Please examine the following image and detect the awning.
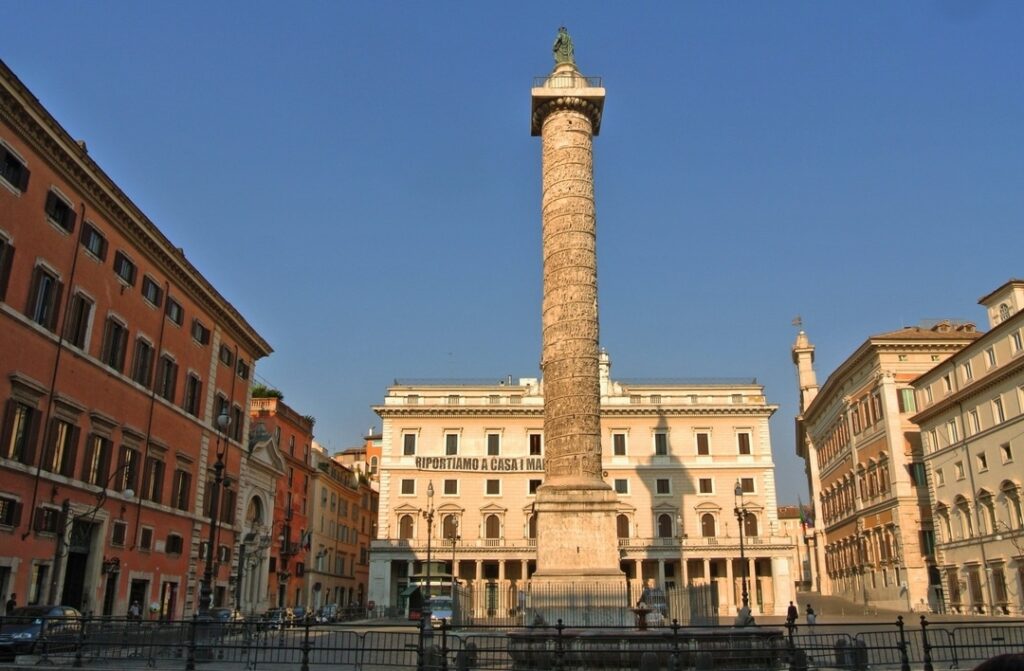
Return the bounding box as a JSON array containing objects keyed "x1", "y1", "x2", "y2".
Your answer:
[{"x1": 400, "y1": 585, "x2": 420, "y2": 597}]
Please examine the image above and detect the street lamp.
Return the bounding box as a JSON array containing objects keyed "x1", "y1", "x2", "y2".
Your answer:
[
  {"x1": 449, "y1": 517, "x2": 460, "y2": 598},
  {"x1": 421, "y1": 481, "x2": 435, "y2": 622},
  {"x1": 733, "y1": 480, "x2": 749, "y2": 610},
  {"x1": 199, "y1": 411, "x2": 231, "y2": 614}
]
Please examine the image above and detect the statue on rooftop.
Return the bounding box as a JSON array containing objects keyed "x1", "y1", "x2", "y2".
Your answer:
[{"x1": 552, "y1": 26, "x2": 575, "y2": 65}]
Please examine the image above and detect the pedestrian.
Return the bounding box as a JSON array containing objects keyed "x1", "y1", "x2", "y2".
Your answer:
[
  {"x1": 128, "y1": 600, "x2": 141, "y2": 621},
  {"x1": 805, "y1": 603, "x2": 816, "y2": 627},
  {"x1": 786, "y1": 601, "x2": 799, "y2": 626},
  {"x1": 4, "y1": 593, "x2": 15, "y2": 614}
]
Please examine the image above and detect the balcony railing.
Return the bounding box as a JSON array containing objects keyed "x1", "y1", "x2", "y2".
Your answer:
[{"x1": 373, "y1": 535, "x2": 794, "y2": 552}]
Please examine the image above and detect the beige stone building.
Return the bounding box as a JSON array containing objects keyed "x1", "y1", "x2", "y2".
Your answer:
[
  {"x1": 369, "y1": 352, "x2": 797, "y2": 616},
  {"x1": 911, "y1": 279, "x2": 1024, "y2": 615},
  {"x1": 793, "y1": 324, "x2": 981, "y2": 612}
]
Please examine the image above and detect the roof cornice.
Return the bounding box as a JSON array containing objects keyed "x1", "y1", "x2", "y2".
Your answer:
[
  {"x1": 374, "y1": 405, "x2": 777, "y2": 419},
  {"x1": 911, "y1": 353, "x2": 1024, "y2": 425}
]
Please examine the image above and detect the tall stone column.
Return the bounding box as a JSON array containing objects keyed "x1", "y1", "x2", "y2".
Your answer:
[{"x1": 530, "y1": 31, "x2": 623, "y2": 590}]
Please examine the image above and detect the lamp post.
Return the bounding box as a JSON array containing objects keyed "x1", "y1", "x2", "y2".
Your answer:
[
  {"x1": 450, "y1": 517, "x2": 460, "y2": 598},
  {"x1": 421, "y1": 481, "x2": 435, "y2": 623},
  {"x1": 199, "y1": 412, "x2": 231, "y2": 614},
  {"x1": 733, "y1": 480, "x2": 749, "y2": 610}
]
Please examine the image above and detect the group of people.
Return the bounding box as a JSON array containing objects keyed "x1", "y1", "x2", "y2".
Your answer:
[{"x1": 786, "y1": 601, "x2": 816, "y2": 628}]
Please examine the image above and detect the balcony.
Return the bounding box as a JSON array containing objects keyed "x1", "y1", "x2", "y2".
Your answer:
[{"x1": 372, "y1": 535, "x2": 795, "y2": 554}]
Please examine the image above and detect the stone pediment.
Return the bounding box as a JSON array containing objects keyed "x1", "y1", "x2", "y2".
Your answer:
[
  {"x1": 651, "y1": 502, "x2": 677, "y2": 512},
  {"x1": 480, "y1": 502, "x2": 507, "y2": 514},
  {"x1": 247, "y1": 435, "x2": 286, "y2": 476},
  {"x1": 437, "y1": 503, "x2": 464, "y2": 513},
  {"x1": 694, "y1": 501, "x2": 721, "y2": 511},
  {"x1": 393, "y1": 503, "x2": 421, "y2": 515}
]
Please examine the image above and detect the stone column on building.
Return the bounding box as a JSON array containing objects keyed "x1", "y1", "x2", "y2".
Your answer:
[
  {"x1": 725, "y1": 558, "x2": 734, "y2": 610},
  {"x1": 657, "y1": 559, "x2": 666, "y2": 589},
  {"x1": 680, "y1": 558, "x2": 689, "y2": 587},
  {"x1": 530, "y1": 29, "x2": 622, "y2": 594}
]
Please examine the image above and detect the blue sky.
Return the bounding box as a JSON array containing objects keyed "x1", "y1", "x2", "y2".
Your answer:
[{"x1": 3, "y1": 2, "x2": 1021, "y2": 502}]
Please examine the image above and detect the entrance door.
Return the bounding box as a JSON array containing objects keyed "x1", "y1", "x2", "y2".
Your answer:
[
  {"x1": 102, "y1": 572, "x2": 118, "y2": 616},
  {"x1": 160, "y1": 582, "x2": 177, "y2": 620},
  {"x1": 129, "y1": 579, "x2": 149, "y2": 617},
  {"x1": 61, "y1": 551, "x2": 88, "y2": 610}
]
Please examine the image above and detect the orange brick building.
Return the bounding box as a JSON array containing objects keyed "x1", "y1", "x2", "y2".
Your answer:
[
  {"x1": 249, "y1": 395, "x2": 314, "y2": 609},
  {"x1": 0, "y1": 60, "x2": 271, "y2": 617}
]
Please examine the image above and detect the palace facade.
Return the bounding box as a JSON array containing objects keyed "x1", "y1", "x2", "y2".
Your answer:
[{"x1": 369, "y1": 352, "x2": 797, "y2": 616}]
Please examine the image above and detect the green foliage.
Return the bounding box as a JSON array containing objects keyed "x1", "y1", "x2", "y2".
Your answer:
[{"x1": 251, "y1": 384, "x2": 283, "y2": 399}]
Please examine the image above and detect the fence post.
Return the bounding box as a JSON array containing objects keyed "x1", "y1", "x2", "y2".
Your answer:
[
  {"x1": 440, "y1": 618, "x2": 449, "y2": 671},
  {"x1": 670, "y1": 619, "x2": 681, "y2": 671},
  {"x1": 920, "y1": 615, "x2": 933, "y2": 671},
  {"x1": 185, "y1": 612, "x2": 197, "y2": 671},
  {"x1": 896, "y1": 616, "x2": 910, "y2": 671},
  {"x1": 300, "y1": 616, "x2": 312, "y2": 671},
  {"x1": 73, "y1": 613, "x2": 88, "y2": 668},
  {"x1": 554, "y1": 618, "x2": 565, "y2": 671},
  {"x1": 416, "y1": 615, "x2": 427, "y2": 671}
]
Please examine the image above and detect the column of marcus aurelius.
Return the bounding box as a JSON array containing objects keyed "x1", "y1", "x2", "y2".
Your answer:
[{"x1": 529, "y1": 29, "x2": 624, "y2": 599}]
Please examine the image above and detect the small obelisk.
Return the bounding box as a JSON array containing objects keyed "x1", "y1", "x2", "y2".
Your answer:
[{"x1": 530, "y1": 27, "x2": 623, "y2": 591}]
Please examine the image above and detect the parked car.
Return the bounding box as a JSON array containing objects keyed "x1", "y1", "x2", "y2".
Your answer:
[
  {"x1": 427, "y1": 596, "x2": 454, "y2": 629},
  {"x1": 209, "y1": 607, "x2": 245, "y2": 623},
  {"x1": 0, "y1": 606, "x2": 81, "y2": 658},
  {"x1": 260, "y1": 608, "x2": 292, "y2": 630},
  {"x1": 316, "y1": 604, "x2": 338, "y2": 623},
  {"x1": 291, "y1": 605, "x2": 308, "y2": 625}
]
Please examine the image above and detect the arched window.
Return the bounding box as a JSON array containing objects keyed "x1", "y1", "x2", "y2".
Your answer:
[
  {"x1": 955, "y1": 497, "x2": 973, "y2": 538},
  {"x1": 370, "y1": 456, "x2": 378, "y2": 474},
  {"x1": 528, "y1": 514, "x2": 537, "y2": 539},
  {"x1": 935, "y1": 505, "x2": 952, "y2": 543},
  {"x1": 485, "y1": 514, "x2": 501, "y2": 539},
  {"x1": 616, "y1": 514, "x2": 630, "y2": 539},
  {"x1": 978, "y1": 491, "x2": 996, "y2": 535},
  {"x1": 999, "y1": 303, "x2": 1011, "y2": 322},
  {"x1": 1002, "y1": 481, "x2": 1023, "y2": 529},
  {"x1": 245, "y1": 497, "x2": 264, "y2": 528},
  {"x1": 657, "y1": 514, "x2": 673, "y2": 538},
  {"x1": 743, "y1": 512, "x2": 759, "y2": 537},
  {"x1": 701, "y1": 513, "x2": 716, "y2": 538},
  {"x1": 442, "y1": 514, "x2": 459, "y2": 540},
  {"x1": 398, "y1": 514, "x2": 413, "y2": 540}
]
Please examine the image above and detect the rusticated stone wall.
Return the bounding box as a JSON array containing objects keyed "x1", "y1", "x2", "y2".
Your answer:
[{"x1": 539, "y1": 105, "x2": 605, "y2": 489}]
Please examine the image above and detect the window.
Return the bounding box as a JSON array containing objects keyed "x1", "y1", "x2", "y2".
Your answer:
[
  {"x1": 400, "y1": 479, "x2": 415, "y2": 495},
  {"x1": 191, "y1": 319, "x2": 210, "y2": 345},
  {"x1": 962, "y1": 361, "x2": 973, "y2": 382},
  {"x1": 528, "y1": 479, "x2": 541, "y2": 495},
  {"x1": 899, "y1": 389, "x2": 917, "y2": 414},
  {"x1": 687, "y1": 431, "x2": 708, "y2": 456},
  {"x1": 954, "y1": 461, "x2": 965, "y2": 480},
  {"x1": 34, "y1": 506, "x2": 60, "y2": 533},
  {"x1": 1001, "y1": 443, "x2": 1013, "y2": 463},
  {"x1": 402, "y1": 433, "x2": 416, "y2": 455},
  {"x1": 110, "y1": 520, "x2": 126, "y2": 546},
  {"x1": 44, "y1": 418, "x2": 78, "y2": 477},
  {"x1": 443, "y1": 479, "x2": 458, "y2": 495},
  {"x1": 63, "y1": 292, "x2": 93, "y2": 349},
  {"x1": 165, "y1": 298, "x2": 183, "y2": 326},
  {"x1": 165, "y1": 534, "x2": 184, "y2": 555},
  {"x1": 117, "y1": 446, "x2": 140, "y2": 493},
  {"x1": 236, "y1": 359, "x2": 249, "y2": 380},
  {"x1": 968, "y1": 409, "x2": 980, "y2": 435},
  {"x1": 614, "y1": 479, "x2": 628, "y2": 494},
  {"x1": 44, "y1": 190, "x2": 76, "y2": 232},
  {"x1": 935, "y1": 468, "x2": 945, "y2": 486},
  {"x1": 1013, "y1": 331, "x2": 1023, "y2": 354},
  {"x1": 406, "y1": 394, "x2": 419, "y2": 405},
  {"x1": 657, "y1": 514, "x2": 673, "y2": 538},
  {"x1": 487, "y1": 432, "x2": 500, "y2": 456},
  {"x1": 655, "y1": 478, "x2": 670, "y2": 495},
  {"x1": 101, "y1": 317, "x2": 128, "y2": 372},
  {"x1": 651, "y1": 394, "x2": 662, "y2": 404},
  {"x1": 739, "y1": 477, "x2": 755, "y2": 493},
  {"x1": 230, "y1": 405, "x2": 243, "y2": 441},
  {"x1": 976, "y1": 452, "x2": 988, "y2": 472},
  {"x1": 698, "y1": 478, "x2": 713, "y2": 494},
  {"x1": 993, "y1": 397, "x2": 1006, "y2": 424},
  {"x1": 630, "y1": 395, "x2": 641, "y2": 404},
  {"x1": 654, "y1": 432, "x2": 668, "y2": 456},
  {"x1": 139, "y1": 527, "x2": 153, "y2": 550},
  {"x1": 447, "y1": 394, "x2": 460, "y2": 405},
  {"x1": 172, "y1": 469, "x2": 191, "y2": 511},
  {"x1": 113, "y1": 251, "x2": 137, "y2": 286},
  {"x1": 142, "y1": 456, "x2": 164, "y2": 503},
  {"x1": 26, "y1": 265, "x2": 62, "y2": 330},
  {"x1": 219, "y1": 345, "x2": 234, "y2": 366},
  {"x1": 737, "y1": 432, "x2": 751, "y2": 455},
  {"x1": 529, "y1": 433, "x2": 543, "y2": 456},
  {"x1": 986, "y1": 347, "x2": 997, "y2": 368},
  {"x1": 0, "y1": 496, "x2": 21, "y2": 527},
  {"x1": 946, "y1": 420, "x2": 959, "y2": 445},
  {"x1": 155, "y1": 354, "x2": 178, "y2": 402},
  {"x1": 700, "y1": 513, "x2": 716, "y2": 538},
  {"x1": 612, "y1": 432, "x2": 626, "y2": 456},
  {"x1": 942, "y1": 374, "x2": 952, "y2": 393},
  {"x1": 183, "y1": 374, "x2": 202, "y2": 416},
  {"x1": 485, "y1": 479, "x2": 501, "y2": 496},
  {"x1": 0, "y1": 142, "x2": 30, "y2": 191},
  {"x1": 81, "y1": 434, "x2": 111, "y2": 486},
  {"x1": 138, "y1": 277, "x2": 163, "y2": 308},
  {"x1": 131, "y1": 338, "x2": 154, "y2": 386},
  {"x1": 909, "y1": 462, "x2": 927, "y2": 487},
  {"x1": 445, "y1": 433, "x2": 459, "y2": 456},
  {"x1": 0, "y1": 235, "x2": 13, "y2": 301},
  {"x1": 922, "y1": 386, "x2": 933, "y2": 405},
  {"x1": 78, "y1": 222, "x2": 108, "y2": 259},
  {"x1": 3, "y1": 400, "x2": 39, "y2": 464}
]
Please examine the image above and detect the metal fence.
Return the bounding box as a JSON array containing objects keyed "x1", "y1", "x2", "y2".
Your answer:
[{"x1": 6, "y1": 613, "x2": 1023, "y2": 670}]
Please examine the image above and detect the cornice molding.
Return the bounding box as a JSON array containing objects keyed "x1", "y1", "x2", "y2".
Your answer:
[{"x1": 374, "y1": 405, "x2": 777, "y2": 419}]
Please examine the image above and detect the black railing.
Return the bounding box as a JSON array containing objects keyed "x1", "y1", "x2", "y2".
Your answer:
[{"x1": 6, "y1": 613, "x2": 1023, "y2": 670}]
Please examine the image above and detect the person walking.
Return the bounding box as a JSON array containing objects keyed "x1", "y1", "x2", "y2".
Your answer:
[
  {"x1": 4, "y1": 593, "x2": 15, "y2": 615},
  {"x1": 787, "y1": 601, "x2": 799, "y2": 626},
  {"x1": 805, "y1": 603, "x2": 816, "y2": 627},
  {"x1": 128, "y1": 600, "x2": 141, "y2": 621}
]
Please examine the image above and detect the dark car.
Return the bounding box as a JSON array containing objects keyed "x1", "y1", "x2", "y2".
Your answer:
[
  {"x1": 209, "y1": 608, "x2": 244, "y2": 623},
  {"x1": 0, "y1": 606, "x2": 81, "y2": 658},
  {"x1": 260, "y1": 608, "x2": 292, "y2": 630},
  {"x1": 290, "y1": 605, "x2": 308, "y2": 625}
]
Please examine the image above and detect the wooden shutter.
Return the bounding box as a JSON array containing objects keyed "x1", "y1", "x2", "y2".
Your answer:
[
  {"x1": 24, "y1": 266, "x2": 41, "y2": 318},
  {"x1": 49, "y1": 279, "x2": 64, "y2": 331},
  {"x1": 41, "y1": 418, "x2": 58, "y2": 472},
  {"x1": 0, "y1": 400, "x2": 15, "y2": 458},
  {"x1": 44, "y1": 191, "x2": 58, "y2": 220},
  {"x1": 11, "y1": 501, "x2": 22, "y2": 527},
  {"x1": 17, "y1": 164, "x2": 29, "y2": 191},
  {"x1": 97, "y1": 439, "x2": 111, "y2": 485},
  {"x1": 61, "y1": 426, "x2": 80, "y2": 478},
  {"x1": 80, "y1": 434, "x2": 95, "y2": 482},
  {"x1": 21, "y1": 408, "x2": 40, "y2": 467},
  {"x1": 0, "y1": 240, "x2": 13, "y2": 300},
  {"x1": 64, "y1": 206, "x2": 77, "y2": 233}
]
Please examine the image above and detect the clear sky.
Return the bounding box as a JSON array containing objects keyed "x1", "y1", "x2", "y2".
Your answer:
[{"x1": 3, "y1": 2, "x2": 1021, "y2": 503}]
